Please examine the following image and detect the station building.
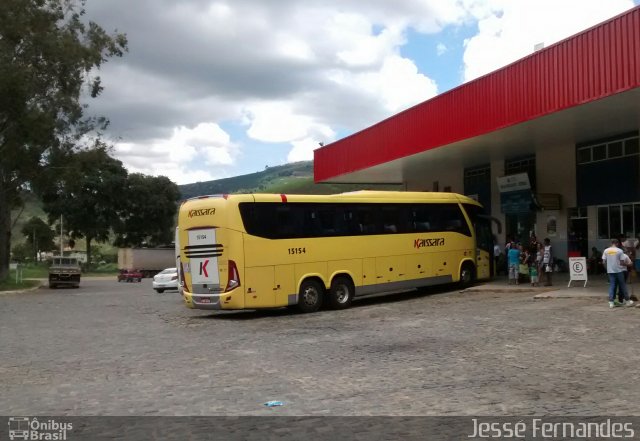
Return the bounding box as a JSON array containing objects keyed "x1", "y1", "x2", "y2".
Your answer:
[{"x1": 314, "y1": 6, "x2": 640, "y2": 263}]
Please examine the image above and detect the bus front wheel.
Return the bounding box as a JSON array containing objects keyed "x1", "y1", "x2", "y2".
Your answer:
[
  {"x1": 459, "y1": 262, "x2": 476, "y2": 288},
  {"x1": 297, "y1": 279, "x2": 324, "y2": 313},
  {"x1": 328, "y1": 276, "x2": 354, "y2": 310}
]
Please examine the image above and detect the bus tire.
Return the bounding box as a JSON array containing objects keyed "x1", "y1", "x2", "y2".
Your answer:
[
  {"x1": 327, "y1": 276, "x2": 354, "y2": 310},
  {"x1": 459, "y1": 262, "x2": 476, "y2": 288},
  {"x1": 297, "y1": 279, "x2": 324, "y2": 313}
]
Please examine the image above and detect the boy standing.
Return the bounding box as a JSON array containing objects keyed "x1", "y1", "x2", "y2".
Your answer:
[{"x1": 529, "y1": 261, "x2": 539, "y2": 287}]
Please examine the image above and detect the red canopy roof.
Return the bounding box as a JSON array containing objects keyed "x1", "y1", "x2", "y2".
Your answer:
[{"x1": 315, "y1": 6, "x2": 640, "y2": 183}]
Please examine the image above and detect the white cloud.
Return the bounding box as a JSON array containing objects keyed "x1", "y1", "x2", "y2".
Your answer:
[
  {"x1": 331, "y1": 16, "x2": 405, "y2": 67},
  {"x1": 288, "y1": 132, "x2": 335, "y2": 163},
  {"x1": 244, "y1": 102, "x2": 316, "y2": 143},
  {"x1": 327, "y1": 54, "x2": 437, "y2": 114},
  {"x1": 112, "y1": 123, "x2": 236, "y2": 184},
  {"x1": 377, "y1": 56, "x2": 438, "y2": 112},
  {"x1": 84, "y1": 0, "x2": 465, "y2": 183},
  {"x1": 462, "y1": 0, "x2": 636, "y2": 81},
  {"x1": 243, "y1": 101, "x2": 336, "y2": 162},
  {"x1": 83, "y1": 0, "x2": 637, "y2": 185}
]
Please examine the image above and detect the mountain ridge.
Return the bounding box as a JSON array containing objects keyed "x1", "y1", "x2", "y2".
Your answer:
[{"x1": 179, "y1": 160, "x2": 402, "y2": 198}]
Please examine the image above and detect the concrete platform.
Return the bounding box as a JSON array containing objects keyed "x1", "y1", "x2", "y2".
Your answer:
[{"x1": 466, "y1": 273, "x2": 640, "y2": 301}]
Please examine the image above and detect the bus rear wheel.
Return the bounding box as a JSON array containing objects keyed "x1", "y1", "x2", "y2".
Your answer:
[
  {"x1": 297, "y1": 279, "x2": 324, "y2": 313},
  {"x1": 327, "y1": 276, "x2": 354, "y2": 310},
  {"x1": 459, "y1": 262, "x2": 476, "y2": 288}
]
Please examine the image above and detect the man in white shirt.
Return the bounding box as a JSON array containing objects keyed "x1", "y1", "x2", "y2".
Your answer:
[{"x1": 602, "y1": 239, "x2": 634, "y2": 308}]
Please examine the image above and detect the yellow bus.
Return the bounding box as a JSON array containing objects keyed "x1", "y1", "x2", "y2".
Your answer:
[{"x1": 176, "y1": 191, "x2": 494, "y2": 313}]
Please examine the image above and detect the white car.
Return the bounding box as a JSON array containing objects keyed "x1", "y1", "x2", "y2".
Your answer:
[{"x1": 153, "y1": 268, "x2": 178, "y2": 293}]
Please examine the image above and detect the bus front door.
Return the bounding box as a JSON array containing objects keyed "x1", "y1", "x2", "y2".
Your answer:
[{"x1": 475, "y1": 218, "x2": 493, "y2": 280}]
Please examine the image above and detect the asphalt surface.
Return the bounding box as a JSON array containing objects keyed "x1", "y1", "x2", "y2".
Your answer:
[{"x1": 1, "y1": 278, "x2": 639, "y2": 416}]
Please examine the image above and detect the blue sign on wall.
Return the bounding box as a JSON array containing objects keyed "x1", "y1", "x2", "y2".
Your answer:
[{"x1": 500, "y1": 189, "x2": 534, "y2": 214}]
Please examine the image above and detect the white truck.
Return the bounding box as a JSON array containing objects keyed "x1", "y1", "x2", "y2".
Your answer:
[{"x1": 117, "y1": 247, "x2": 176, "y2": 278}]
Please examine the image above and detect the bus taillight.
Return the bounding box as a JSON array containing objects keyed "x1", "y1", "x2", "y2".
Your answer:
[{"x1": 225, "y1": 260, "x2": 240, "y2": 292}]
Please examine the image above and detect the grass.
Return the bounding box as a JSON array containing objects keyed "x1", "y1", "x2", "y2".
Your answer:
[
  {"x1": 0, "y1": 276, "x2": 40, "y2": 292},
  {"x1": 7, "y1": 262, "x2": 119, "y2": 280},
  {"x1": 0, "y1": 262, "x2": 118, "y2": 292},
  {"x1": 84, "y1": 263, "x2": 119, "y2": 277},
  {"x1": 15, "y1": 263, "x2": 49, "y2": 278}
]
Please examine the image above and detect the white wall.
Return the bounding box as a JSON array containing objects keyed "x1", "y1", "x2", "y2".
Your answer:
[
  {"x1": 405, "y1": 166, "x2": 463, "y2": 193},
  {"x1": 534, "y1": 141, "x2": 576, "y2": 260},
  {"x1": 490, "y1": 158, "x2": 506, "y2": 244}
]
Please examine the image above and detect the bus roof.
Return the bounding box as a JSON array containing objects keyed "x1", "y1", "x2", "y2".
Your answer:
[{"x1": 182, "y1": 191, "x2": 481, "y2": 207}]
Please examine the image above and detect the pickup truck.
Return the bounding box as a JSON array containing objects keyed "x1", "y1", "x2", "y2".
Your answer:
[
  {"x1": 117, "y1": 269, "x2": 143, "y2": 283},
  {"x1": 49, "y1": 256, "x2": 81, "y2": 288}
]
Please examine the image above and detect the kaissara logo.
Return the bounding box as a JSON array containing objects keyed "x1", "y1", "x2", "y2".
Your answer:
[
  {"x1": 414, "y1": 238, "x2": 445, "y2": 249},
  {"x1": 188, "y1": 208, "x2": 215, "y2": 218}
]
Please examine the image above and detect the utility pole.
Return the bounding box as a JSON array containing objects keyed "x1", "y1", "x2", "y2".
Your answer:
[{"x1": 60, "y1": 215, "x2": 63, "y2": 256}]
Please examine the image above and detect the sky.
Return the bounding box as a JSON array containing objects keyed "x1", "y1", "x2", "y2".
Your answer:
[{"x1": 82, "y1": 0, "x2": 639, "y2": 185}]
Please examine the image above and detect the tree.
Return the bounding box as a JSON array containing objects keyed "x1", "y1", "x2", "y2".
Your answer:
[
  {"x1": 0, "y1": 0, "x2": 127, "y2": 279},
  {"x1": 114, "y1": 174, "x2": 181, "y2": 247},
  {"x1": 11, "y1": 242, "x2": 31, "y2": 262},
  {"x1": 41, "y1": 146, "x2": 129, "y2": 267},
  {"x1": 21, "y1": 216, "x2": 55, "y2": 261}
]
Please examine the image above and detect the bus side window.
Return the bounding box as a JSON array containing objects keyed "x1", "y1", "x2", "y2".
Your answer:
[
  {"x1": 381, "y1": 204, "x2": 411, "y2": 233},
  {"x1": 344, "y1": 209, "x2": 361, "y2": 235},
  {"x1": 438, "y1": 205, "x2": 471, "y2": 236},
  {"x1": 275, "y1": 205, "x2": 308, "y2": 239},
  {"x1": 329, "y1": 204, "x2": 348, "y2": 236},
  {"x1": 302, "y1": 207, "x2": 319, "y2": 237},
  {"x1": 411, "y1": 205, "x2": 434, "y2": 233},
  {"x1": 359, "y1": 207, "x2": 382, "y2": 235}
]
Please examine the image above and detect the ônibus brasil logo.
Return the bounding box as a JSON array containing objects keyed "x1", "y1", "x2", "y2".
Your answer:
[
  {"x1": 188, "y1": 208, "x2": 215, "y2": 218},
  {"x1": 414, "y1": 238, "x2": 445, "y2": 249},
  {"x1": 8, "y1": 417, "x2": 73, "y2": 440}
]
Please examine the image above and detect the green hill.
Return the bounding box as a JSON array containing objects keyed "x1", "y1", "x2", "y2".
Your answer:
[
  {"x1": 10, "y1": 193, "x2": 48, "y2": 249},
  {"x1": 9, "y1": 194, "x2": 113, "y2": 261},
  {"x1": 9, "y1": 161, "x2": 401, "y2": 250},
  {"x1": 179, "y1": 161, "x2": 402, "y2": 198}
]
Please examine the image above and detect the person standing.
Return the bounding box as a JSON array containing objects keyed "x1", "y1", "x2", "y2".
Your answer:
[
  {"x1": 529, "y1": 234, "x2": 540, "y2": 256},
  {"x1": 622, "y1": 236, "x2": 639, "y2": 278},
  {"x1": 541, "y1": 238, "x2": 553, "y2": 286},
  {"x1": 615, "y1": 238, "x2": 630, "y2": 304},
  {"x1": 602, "y1": 239, "x2": 634, "y2": 308},
  {"x1": 521, "y1": 247, "x2": 532, "y2": 285},
  {"x1": 504, "y1": 235, "x2": 514, "y2": 275},
  {"x1": 529, "y1": 259, "x2": 539, "y2": 287},
  {"x1": 507, "y1": 243, "x2": 521, "y2": 285},
  {"x1": 536, "y1": 243, "x2": 544, "y2": 278},
  {"x1": 493, "y1": 240, "x2": 502, "y2": 276}
]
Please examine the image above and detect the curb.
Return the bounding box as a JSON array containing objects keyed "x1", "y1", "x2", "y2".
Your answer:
[
  {"x1": 0, "y1": 280, "x2": 43, "y2": 295},
  {"x1": 533, "y1": 291, "x2": 603, "y2": 299},
  {"x1": 461, "y1": 286, "x2": 555, "y2": 294}
]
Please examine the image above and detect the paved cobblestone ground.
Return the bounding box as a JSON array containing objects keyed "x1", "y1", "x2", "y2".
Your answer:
[{"x1": 1, "y1": 279, "x2": 639, "y2": 416}]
